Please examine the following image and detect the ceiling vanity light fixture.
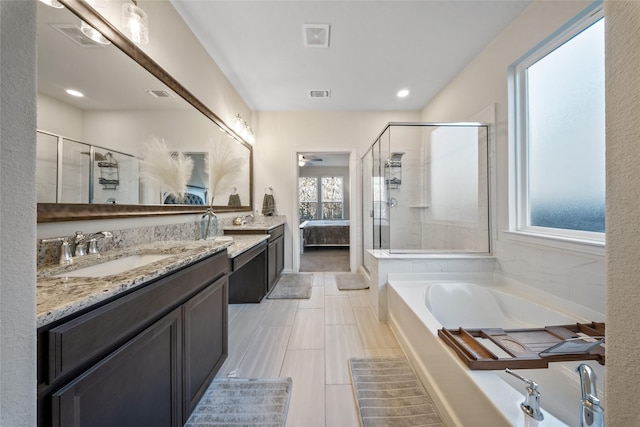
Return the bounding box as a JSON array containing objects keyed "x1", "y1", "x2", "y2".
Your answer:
[
  {"x1": 397, "y1": 89, "x2": 410, "y2": 98},
  {"x1": 38, "y1": 0, "x2": 65, "y2": 8},
  {"x1": 122, "y1": 0, "x2": 149, "y2": 45},
  {"x1": 234, "y1": 114, "x2": 255, "y2": 145},
  {"x1": 80, "y1": 20, "x2": 111, "y2": 45}
]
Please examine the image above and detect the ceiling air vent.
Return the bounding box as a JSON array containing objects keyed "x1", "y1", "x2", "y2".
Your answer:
[
  {"x1": 50, "y1": 23, "x2": 106, "y2": 48},
  {"x1": 303, "y1": 24, "x2": 330, "y2": 48},
  {"x1": 147, "y1": 90, "x2": 174, "y2": 98},
  {"x1": 309, "y1": 90, "x2": 331, "y2": 99}
]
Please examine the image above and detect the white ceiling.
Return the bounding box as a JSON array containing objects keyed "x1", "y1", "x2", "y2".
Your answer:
[
  {"x1": 37, "y1": 2, "x2": 189, "y2": 111},
  {"x1": 171, "y1": 0, "x2": 531, "y2": 112}
]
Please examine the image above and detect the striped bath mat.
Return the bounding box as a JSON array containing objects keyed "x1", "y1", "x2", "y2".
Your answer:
[
  {"x1": 349, "y1": 356, "x2": 444, "y2": 427},
  {"x1": 184, "y1": 377, "x2": 292, "y2": 426}
]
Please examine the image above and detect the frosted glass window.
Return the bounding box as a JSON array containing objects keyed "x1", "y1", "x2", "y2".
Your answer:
[{"x1": 526, "y1": 18, "x2": 605, "y2": 233}]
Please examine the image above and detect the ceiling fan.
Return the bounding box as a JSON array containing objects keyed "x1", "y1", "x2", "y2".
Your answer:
[{"x1": 298, "y1": 154, "x2": 323, "y2": 166}]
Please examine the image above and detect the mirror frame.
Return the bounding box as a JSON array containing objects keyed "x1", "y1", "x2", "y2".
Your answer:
[{"x1": 37, "y1": 0, "x2": 254, "y2": 223}]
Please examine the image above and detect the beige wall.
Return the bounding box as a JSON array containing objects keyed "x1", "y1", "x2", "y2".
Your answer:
[
  {"x1": 604, "y1": 1, "x2": 640, "y2": 425},
  {"x1": 0, "y1": 1, "x2": 37, "y2": 425},
  {"x1": 255, "y1": 110, "x2": 420, "y2": 271},
  {"x1": 421, "y1": 0, "x2": 606, "y2": 314}
]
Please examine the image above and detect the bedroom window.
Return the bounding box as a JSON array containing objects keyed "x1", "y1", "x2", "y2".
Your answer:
[
  {"x1": 321, "y1": 176, "x2": 344, "y2": 219},
  {"x1": 512, "y1": 8, "x2": 605, "y2": 243},
  {"x1": 299, "y1": 176, "x2": 344, "y2": 220},
  {"x1": 299, "y1": 177, "x2": 318, "y2": 220}
]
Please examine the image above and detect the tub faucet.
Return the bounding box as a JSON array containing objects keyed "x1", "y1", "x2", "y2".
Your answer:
[
  {"x1": 505, "y1": 368, "x2": 544, "y2": 421},
  {"x1": 577, "y1": 364, "x2": 604, "y2": 427}
]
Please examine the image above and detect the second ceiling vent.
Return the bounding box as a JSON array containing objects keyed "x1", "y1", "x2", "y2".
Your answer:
[{"x1": 309, "y1": 90, "x2": 331, "y2": 99}]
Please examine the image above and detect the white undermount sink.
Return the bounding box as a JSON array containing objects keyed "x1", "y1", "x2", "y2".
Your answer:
[{"x1": 55, "y1": 254, "x2": 172, "y2": 278}]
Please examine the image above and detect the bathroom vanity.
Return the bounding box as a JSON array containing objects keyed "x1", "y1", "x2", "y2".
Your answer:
[
  {"x1": 224, "y1": 219, "x2": 285, "y2": 302},
  {"x1": 36, "y1": 241, "x2": 231, "y2": 427}
]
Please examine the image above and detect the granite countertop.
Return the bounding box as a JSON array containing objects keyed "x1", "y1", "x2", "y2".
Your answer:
[
  {"x1": 222, "y1": 215, "x2": 286, "y2": 232},
  {"x1": 224, "y1": 234, "x2": 270, "y2": 257}
]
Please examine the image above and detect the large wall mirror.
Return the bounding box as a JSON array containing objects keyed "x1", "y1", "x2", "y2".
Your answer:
[{"x1": 37, "y1": 0, "x2": 253, "y2": 222}]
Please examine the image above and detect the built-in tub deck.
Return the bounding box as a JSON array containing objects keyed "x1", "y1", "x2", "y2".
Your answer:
[{"x1": 387, "y1": 272, "x2": 606, "y2": 427}]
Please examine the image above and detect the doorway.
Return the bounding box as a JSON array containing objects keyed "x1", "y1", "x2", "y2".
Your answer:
[{"x1": 294, "y1": 151, "x2": 354, "y2": 273}]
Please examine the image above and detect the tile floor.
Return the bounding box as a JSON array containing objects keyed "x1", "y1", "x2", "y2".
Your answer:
[{"x1": 214, "y1": 272, "x2": 405, "y2": 427}]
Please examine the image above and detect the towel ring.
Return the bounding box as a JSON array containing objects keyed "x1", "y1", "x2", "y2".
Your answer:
[{"x1": 265, "y1": 186, "x2": 273, "y2": 195}]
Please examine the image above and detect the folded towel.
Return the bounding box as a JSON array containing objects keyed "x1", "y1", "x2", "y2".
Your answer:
[
  {"x1": 262, "y1": 194, "x2": 275, "y2": 216},
  {"x1": 228, "y1": 194, "x2": 241, "y2": 207}
]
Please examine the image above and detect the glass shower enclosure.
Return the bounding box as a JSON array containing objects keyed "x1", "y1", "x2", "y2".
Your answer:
[{"x1": 362, "y1": 123, "x2": 490, "y2": 270}]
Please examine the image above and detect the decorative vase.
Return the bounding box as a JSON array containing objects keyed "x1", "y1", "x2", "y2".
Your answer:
[{"x1": 201, "y1": 208, "x2": 218, "y2": 240}]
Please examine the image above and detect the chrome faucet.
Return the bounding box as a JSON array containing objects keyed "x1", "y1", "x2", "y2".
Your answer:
[
  {"x1": 505, "y1": 368, "x2": 544, "y2": 421},
  {"x1": 233, "y1": 214, "x2": 254, "y2": 226},
  {"x1": 577, "y1": 364, "x2": 604, "y2": 427},
  {"x1": 73, "y1": 231, "x2": 88, "y2": 257},
  {"x1": 40, "y1": 236, "x2": 73, "y2": 265},
  {"x1": 243, "y1": 214, "x2": 254, "y2": 224},
  {"x1": 87, "y1": 231, "x2": 113, "y2": 255}
]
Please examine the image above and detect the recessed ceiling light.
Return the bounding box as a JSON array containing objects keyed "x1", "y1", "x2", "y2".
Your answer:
[
  {"x1": 65, "y1": 89, "x2": 84, "y2": 97},
  {"x1": 397, "y1": 89, "x2": 410, "y2": 98}
]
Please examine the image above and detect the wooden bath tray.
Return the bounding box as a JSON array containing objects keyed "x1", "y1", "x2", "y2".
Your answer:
[{"x1": 438, "y1": 322, "x2": 605, "y2": 370}]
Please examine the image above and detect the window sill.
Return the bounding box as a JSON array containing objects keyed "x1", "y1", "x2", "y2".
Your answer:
[{"x1": 502, "y1": 230, "x2": 605, "y2": 256}]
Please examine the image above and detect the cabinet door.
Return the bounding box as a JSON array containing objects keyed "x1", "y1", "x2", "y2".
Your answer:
[
  {"x1": 182, "y1": 276, "x2": 228, "y2": 420},
  {"x1": 275, "y1": 236, "x2": 284, "y2": 277},
  {"x1": 267, "y1": 241, "x2": 277, "y2": 291},
  {"x1": 51, "y1": 308, "x2": 182, "y2": 427}
]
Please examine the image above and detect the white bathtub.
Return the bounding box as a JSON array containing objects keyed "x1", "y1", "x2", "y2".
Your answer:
[{"x1": 387, "y1": 273, "x2": 606, "y2": 427}]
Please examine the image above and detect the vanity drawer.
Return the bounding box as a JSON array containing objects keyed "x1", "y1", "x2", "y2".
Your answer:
[
  {"x1": 46, "y1": 251, "x2": 227, "y2": 384},
  {"x1": 268, "y1": 225, "x2": 284, "y2": 242},
  {"x1": 229, "y1": 240, "x2": 267, "y2": 272}
]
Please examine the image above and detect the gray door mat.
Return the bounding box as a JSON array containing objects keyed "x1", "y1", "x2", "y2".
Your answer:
[
  {"x1": 267, "y1": 273, "x2": 313, "y2": 299},
  {"x1": 336, "y1": 273, "x2": 369, "y2": 290}
]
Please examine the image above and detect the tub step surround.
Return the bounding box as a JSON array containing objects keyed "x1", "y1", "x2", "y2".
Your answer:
[{"x1": 365, "y1": 251, "x2": 496, "y2": 322}]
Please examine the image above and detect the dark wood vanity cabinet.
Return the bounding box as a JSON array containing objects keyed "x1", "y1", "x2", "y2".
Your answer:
[
  {"x1": 37, "y1": 251, "x2": 229, "y2": 427},
  {"x1": 225, "y1": 224, "x2": 285, "y2": 301},
  {"x1": 228, "y1": 240, "x2": 267, "y2": 303},
  {"x1": 266, "y1": 225, "x2": 285, "y2": 293}
]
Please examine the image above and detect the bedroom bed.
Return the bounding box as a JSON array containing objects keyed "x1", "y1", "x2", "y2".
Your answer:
[{"x1": 299, "y1": 220, "x2": 350, "y2": 252}]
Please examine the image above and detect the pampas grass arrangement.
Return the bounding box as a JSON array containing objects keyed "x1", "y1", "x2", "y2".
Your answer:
[
  {"x1": 140, "y1": 137, "x2": 194, "y2": 202},
  {"x1": 205, "y1": 138, "x2": 245, "y2": 204}
]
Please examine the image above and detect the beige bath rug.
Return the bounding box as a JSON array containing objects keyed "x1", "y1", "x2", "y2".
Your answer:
[
  {"x1": 336, "y1": 273, "x2": 369, "y2": 290},
  {"x1": 349, "y1": 355, "x2": 444, "y2": 427},
  {"x1": 267, "y1": 273, "x2": 313, "y2": 299},
  {"x1": 184, "y1": 377, "x2": 292, "y2": 426}
]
